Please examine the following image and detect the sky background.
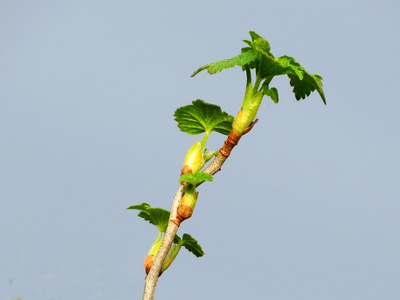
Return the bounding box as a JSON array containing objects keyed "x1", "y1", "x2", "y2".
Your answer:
[{"x1": 1, "y1": 0, "x2": 399, "y2": 299}]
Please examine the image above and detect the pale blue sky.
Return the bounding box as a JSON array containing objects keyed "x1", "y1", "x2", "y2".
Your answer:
[{"x1": 1, "y1": 1, "x2": 399, "y2": 299}]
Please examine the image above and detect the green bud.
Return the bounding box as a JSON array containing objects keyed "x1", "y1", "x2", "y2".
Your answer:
[
  {"x1": 242, "y1": 91, "x2": 264, "y2": 121},
  {"x1": 204, "y1": 150, "x2": 218, "y2": 163},
  {"x1": 144, "y1": 238, "x2": 163, "y2": 274},
  {"x1": 177, "y1": 184, "x2": 199, "y2": 221},
  {"x1": 232, "y1": 109, "x2": 250, "y2": 135},
  {"x1": 144, "y1": 238, "x2": 183, "y2": 275},
  {"x1": 233, "y1": 84, "x2": 264, "y2": 135},
  {"x1": 182, "y1": 141, "x2": 205, "y2": 174},
  {"x1": 161, "y1": 244, "x2": 181, "y2": 273}
]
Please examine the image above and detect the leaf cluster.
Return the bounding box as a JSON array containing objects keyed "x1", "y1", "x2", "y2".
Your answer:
[{"x1": 192, "y1": 31, "x2": 326, "y2": 104}]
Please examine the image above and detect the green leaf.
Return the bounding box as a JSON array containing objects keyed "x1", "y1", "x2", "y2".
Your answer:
[
  {"x1": 179, "y1": 172, "x2": 213, "y2": 185},
  {"x1": 191, "y1": 50, "x2": 259, "y2": 77},
  {"x1": 191, "y1": 31, "x2": 326, "y2": 104},
  {"x1": 256, "y1": 55, "x2": 326, "y2": 104},
  {"x1": 251, "y1": 37, "x2": 274, "y2": 61},
  {"x1": 127, "y1": 203, "x2": 170, "y2": 233},
  {"x1": 173, "y1": 234, "x2": 181, "y2": 244},
  {"x1": 174, "y1": 99, "x2": 234, "y2": 135},
  {"x1": 264, "y1": 87, "x2": 279, "y2": 104},
  {"x1": 249, "y1": 30, "x2": 262, "y2": 41},
  {"x1": 180, "y1": 233, "x2": 205, "y2": 257},
  {"x1": 288, "y1": 72, "x2": 326, "y2": 104}
]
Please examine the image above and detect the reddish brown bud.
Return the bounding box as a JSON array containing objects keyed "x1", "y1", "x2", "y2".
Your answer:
[
  {"x1": 177, "y1": 204, "x2": 194, "y2": 221},
  {"x1": 144, "y1": 254, "x2": 155, "y2": 274},
  {"x1": 180, "y1": 164, "x2": 193, "y2": 176},
  {"x1": 177, "y1": 187, "x2": 198, "y2": 222}
]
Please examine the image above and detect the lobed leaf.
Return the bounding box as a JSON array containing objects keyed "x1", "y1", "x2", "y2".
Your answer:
[
  {"x1": 174, "y1": 99, "x2": 233, "y2": 135},
  {"x1": 256, "y1": 55, "x2": 300, "y2": 80},
  {"x1": 191, "y1": 50, "x2": 259, "y2": 77},
  {"x1": 264, "y1": 87, "x2": 279, "y2": 103},
  {"x1": 127, "y1": 203, "x2": 170, "y2": 233},
  {"x1": 256, "y1": 55, "x2": 326, "y2": 104},
  {"x1": 251, "y1": 37, "x2": 273, "y2": 60},
  {"x1": 181, "y1": 233, "x2": 205, "y2": 257},
  {"x1": 288, "y1": 72, "x2": 326, "y2": 104}
]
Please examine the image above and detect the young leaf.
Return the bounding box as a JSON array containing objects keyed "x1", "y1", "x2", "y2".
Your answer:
[
  {"x1": 127, "y1": 203, "x2": 170, "y2": 233},
  {"x1": 179, "y1": 172, "x2": 213, "y2": 185},
  {"x1": 251, "y1": 37, "x2": 274, "y2": 61},
  {"x1": 128, "y1": 202, "x2": 151, "y2": 211},
  {"x1": 249, "y1": 30, "x2": 262, "y2": 41},
  {"x1": 191, "y1": 50, "x2": 259, "y2": 77},
  {"x1": 288, "y1": 72, "x2": 326, "y2": 104},
  {"x1": 264, "y1": 87, "x2": 279, "y2": 104},
  {"x1": 256, "y1": 55, "x2": 326, "y2": 104},
  {"x1": 174, "y1": 99, "x2": 233, "y2": 135},
  {"x1": 180, "y1": 233, "x2": 205, "y2": 257}
]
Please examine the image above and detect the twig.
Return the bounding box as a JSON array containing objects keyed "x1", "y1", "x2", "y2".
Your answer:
[
  {"x1": 142, "y1": 123, "x2": 257, "y2": 300},
  {"x1": 142, "y1": 184, "x2": 184, "y2": 300}
]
